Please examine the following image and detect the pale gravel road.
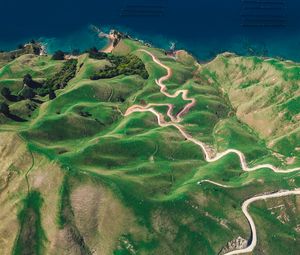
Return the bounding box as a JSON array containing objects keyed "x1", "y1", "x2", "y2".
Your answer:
[{"x1": 124, "y1": 49, "x2": 300, "y2": 254}]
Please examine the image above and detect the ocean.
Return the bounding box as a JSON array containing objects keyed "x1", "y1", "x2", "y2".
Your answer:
[{"x1": 1, "y1": 0, "x2": 300, "y2": 61}]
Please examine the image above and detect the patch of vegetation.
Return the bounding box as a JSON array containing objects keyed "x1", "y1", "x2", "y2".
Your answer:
[
  {"x1": 87, "y1": 47, "x2": 108, "y2": 60},
  {"x1": 239, "y1": 64, "x2": 247, "y2": 75},
  {"x1": 268, "y1": 59, "x2": 300, "y2": 81},
  {"x1": 21, "y1": 87, "x2": 36, "y2": 100},
  {"x1": 200, "y1": 68, "x2": 218, "y2": 82},
  {"x1": 221, "y1": 56, "x2": 229, "y2": 68},
  {"x1": 291, "y1": 83, "x2": 299, "y2": 92},
  {"x1": 0, "y1": 58, "x2": 77, "y2": 122},
  {"x1": 88, "y1": 48, "x2": 148, "y2": 80},
  {"x1": 286, "y1": 66, "x2": 300, "y2": 81},
  {"x1": 45, "y1": 59, "x2": 77, "y2": 90},
  {"x1": 0, "y1": 101, "x2": 9, "y2": 115},
  {"x1": 239, "y1": 79, "x2": 259, "y2": 89},
  {"x1": 57, "y1": 174, "x2": 92, "y2": 254},
  {"x1": 283, "y1": 96, "x2": 300, "y2": 115},
  {"x1": 251, "y1": 56, "x2": 263, "y2": 66},
  {"x1": 23, "y1": 74, "x2": 43, "y2": 89},
  {"x1": 52, "y1": 50, "x2": 65, "y2": 61},
  {"x1": 1, "y1": 61, "x2": 76, "y2": 101},
  {"x1": 13, "y1": 191, "x2": 46, "y2": 255},
  {"x1": 57, "y1": 175, "x2": 71, "y2": 228}
]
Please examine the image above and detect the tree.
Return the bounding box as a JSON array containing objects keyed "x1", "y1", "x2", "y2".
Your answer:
[
  {"x1": 49, "y1": 90, "x2": 56, "y2": 100},
  {"x1": 117, "y1": 96, "x2": 125, "y2": 103},
  {"x1": 35, "y1": 87, "x2": 49, "y2": 97},
  {"x1": 1, "y1": 87, "x2": 11, "y2": 98},
  {"x1": 87, "y1": 47, "x2": 107, "y2": 60},
  {"x1": 90, "y1": 75, "x2": 100, "y2": 80},
  {"x1": 52, "y1": 50, "x2": 65, "y2": 60},
  {"x1": 21, "y1": 87, "x2": 35, "y2": 100},
  {"x1": 0, "y1": 102, "x2": 9, "y2": 115},
  {"x1": 23, "y1": 74, "x2": 42, "y2": 89},
  {"x1": 23, "y1": 74, "x2": 33, "y2": 86}
]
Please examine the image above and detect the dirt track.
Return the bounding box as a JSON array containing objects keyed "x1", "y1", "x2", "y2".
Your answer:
[{"x1": 124, "y1": 49, "x2": 300, "y2": 254}]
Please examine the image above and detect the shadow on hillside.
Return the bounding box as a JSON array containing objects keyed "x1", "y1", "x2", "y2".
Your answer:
[
  {"x1": 31, "y1": 98, "x2": 43, "y2": 104},
  {"x1": 6, "y1": 113, "x2": 27, "y2": 122},
  {"x1": 28, "y1": 80, "x2": 43, "y2": 89},
  {"x1": 6, "y1": 95, "x2": 20, "y2": 102}
]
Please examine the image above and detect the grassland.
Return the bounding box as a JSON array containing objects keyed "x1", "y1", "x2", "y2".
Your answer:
[{"x1": 0, "y1": 38, "x2": 299, "y2": 255}]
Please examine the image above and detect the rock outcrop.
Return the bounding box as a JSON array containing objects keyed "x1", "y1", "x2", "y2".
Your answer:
[{"x1": 219, "y1": 236, "x2": 248, "y2": 255}]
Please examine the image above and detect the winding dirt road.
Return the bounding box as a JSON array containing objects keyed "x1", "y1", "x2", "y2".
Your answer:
[
  {"x1": 125, "y1": 49, "x2": 300, "y2": 174},
  {"x1": 124, "y1": 49, "x2": 300, "y2": 254},
  {"x1": 225, "y1": 189, "x2": 300, "y2": 255},
  {"x1": 198, "y1": 180, "x2": 300, "y2": 254}
]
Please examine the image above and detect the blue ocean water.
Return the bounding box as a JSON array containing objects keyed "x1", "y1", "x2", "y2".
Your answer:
[{"x1": 1, "y1": 0, "x2": 300, "y2": 61}]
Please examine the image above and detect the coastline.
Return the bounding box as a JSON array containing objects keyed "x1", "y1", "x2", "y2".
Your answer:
[
  {"x1": 3, "y1": 25, "x2": 300, "y2": 65},
  {"x1": 99, "y1": 32, "x2": 115, "y2": 53}
]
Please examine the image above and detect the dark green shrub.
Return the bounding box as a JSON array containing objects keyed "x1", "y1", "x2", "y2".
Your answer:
[
  {"x1": 46, "y1": 59, "x2": 77, "y2": 90},
  {"x1": 49, "y1": 90, "x2": 56, "y2": 100},
  {"x1": 52, "y1": 50, "x2": 65, "y2": 60},
  {"x1": 21, "y1": 87, "x2": 36, "y2": 99},
  {"x1": 90, "y1": 54, "x2": 148, "y2": 80},
  {"x1": 1, "y1": 87, "x2": 11, "y2": 98},
  {"x1": 0, "y1": 101, "x2": 9, "y2": 115}
]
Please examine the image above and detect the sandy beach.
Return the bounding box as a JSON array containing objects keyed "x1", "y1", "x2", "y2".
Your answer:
[{"x1": 99, "y1": 32, "x2": 116, "y2": 53}]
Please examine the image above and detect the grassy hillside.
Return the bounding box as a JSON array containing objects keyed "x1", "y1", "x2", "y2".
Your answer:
[
  {"x1": 204, "y1": 53, "x2": 300, "y2": 162},
  {"x1": 0, "y1": 39, "x2": 299, "y2": 255}
]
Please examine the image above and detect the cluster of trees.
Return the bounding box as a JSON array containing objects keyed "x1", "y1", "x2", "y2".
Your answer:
[
  {"x1": 88, "y1": 48, "x2": 148, "y2": 80},
  {"x1": 1, "y1": 87, "x2": 11, "y2": 99},
  {"x1": 45, "y1": 59, "x2": 77, "y2": 90},
  {"x1": 0, "y1": 49, "x2": 79, "y2": 121},
  {"x1": 52, "y1": 49, "x2": 83, "y2": 60},
  {"x1": 0, "y1": 59, "x2": 77, "y2": 111},
  {"x1": 1, "y1": 73, "x2": 49, "y2": 102},
  {"x1": 23, "y1": 74, "x2": 44, "y2": 89},
  {"x1": 87, "y1": 47, "x2": 107, "y2": 60},
  {"x1": 0, "y1": 101, "x2": 9, "y2": 115},
  {"x1": 1, "y1": 83, "x2": 37, "y2": 102},
  {"x1": 52, "y1": 50, "x2": 65, "y2": 60}
]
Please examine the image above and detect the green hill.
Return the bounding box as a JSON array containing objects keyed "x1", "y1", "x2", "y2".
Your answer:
[{"x1": 0, "y1": 38, "x2": 299, "y2": 255}]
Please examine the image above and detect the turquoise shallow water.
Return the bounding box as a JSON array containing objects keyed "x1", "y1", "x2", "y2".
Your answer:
[
  {"x1": 2, "y1": 24, "x2": 300, "y2": 63},
  {"x1": 39, "y1": 26, "x2": 108, "y2": 54}
]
